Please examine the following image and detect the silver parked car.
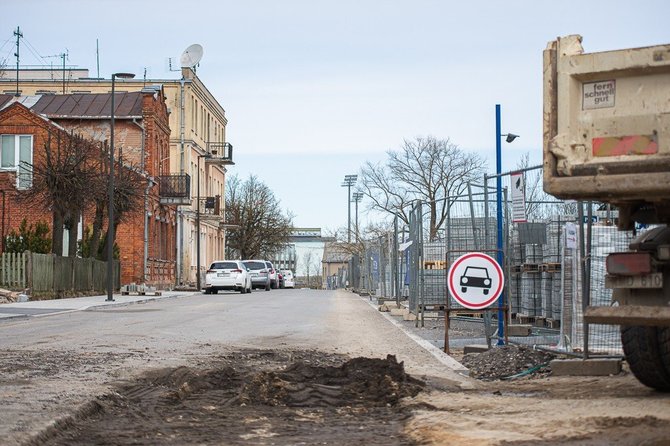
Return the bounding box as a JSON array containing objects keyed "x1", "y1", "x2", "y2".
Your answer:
[
  {"x1": 204, "y1": 260, "x2": 252, "y2": 294},
  {"x1": 242, "y1": 260, "x2": 272, "y2": 291}
]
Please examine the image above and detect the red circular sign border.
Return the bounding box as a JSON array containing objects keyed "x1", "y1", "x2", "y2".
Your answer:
[{"x1": 448, "y1": 252, "x2": 504, "y2": 310}]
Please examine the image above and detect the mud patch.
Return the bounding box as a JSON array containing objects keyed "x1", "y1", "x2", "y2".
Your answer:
[
  {"x1": 0, "y1": 349, "x2": 135, "y2": 382},
  {"x1": 34, "y1": 350, "x2": 424, "y2": 445},
  {"x1": 241, "y1": 355, "x2": 423, "y2": 407}
]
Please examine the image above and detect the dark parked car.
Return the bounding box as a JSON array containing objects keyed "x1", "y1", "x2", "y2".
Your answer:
[
  {"x1": 265, "y1": 261, "x2": 279, "y2": 289},
  {"x1": 277, "y1": 270, "x2": 285, "y2": 288}
]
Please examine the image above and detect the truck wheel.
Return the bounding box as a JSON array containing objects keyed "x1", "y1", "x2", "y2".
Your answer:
[
  {"x1": 621, "y1": 325, "x2": 670, "y2": 392},
  {"x1": 658, "y1": 327, "x2": 670, "y2": 383}
]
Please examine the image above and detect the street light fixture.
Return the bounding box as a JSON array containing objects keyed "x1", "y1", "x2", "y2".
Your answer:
[
  {"x1": 341, "y1": 175, "x2": 358, "y2": 243},
  {"x1": 352, "y1": 192, "x2": 364, "y2": 243},
  {"x1": 106, "y1": 72, "x2": 135, "y2": 302},
  {"x1": 495, "y1": 104, "x2": 519, "y2": 343}
]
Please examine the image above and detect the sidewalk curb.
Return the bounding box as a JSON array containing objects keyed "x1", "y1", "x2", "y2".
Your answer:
[
  {"x1": 9, "y1": 292, "x2": 195, "y2": 320},
  {"x1": 356, "y1": 293, "x2": 472, "y2": 381},
  {"x1": 81, "y1": 292, "x2": 193, "y2": 312}
]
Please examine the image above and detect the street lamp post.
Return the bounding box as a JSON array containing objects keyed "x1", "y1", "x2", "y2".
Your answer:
[
  {"x1": 341, "y1": 174, "x2": 358, "y2": 243},
  {"x1": 195, "y1": 142, "x2": 234, "y2": 292},
  {"x1": 106, "y1": 72, "x2": 135, "y2": 302},
  {"x1": 195, "y1": 152, "x2": 211, "y2": 291},
  {"x1": 495, "y1": 103, "x2": 519, "y2": 344},
  {"x1": 352, "y1": 192, "x2": 363, "y2": 243}
]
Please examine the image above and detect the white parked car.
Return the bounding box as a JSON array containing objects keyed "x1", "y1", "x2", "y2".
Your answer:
[
  {"x1": 282, "y1": 270, "x2": 295, "y2": 288},
  {"x1": 204, "y1": 260, "x2": 252, "y2": 294}
]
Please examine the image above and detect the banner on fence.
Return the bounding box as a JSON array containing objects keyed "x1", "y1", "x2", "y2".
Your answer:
[{"x1": 511, "y1": 172, "x2": 527, "y2": 223}]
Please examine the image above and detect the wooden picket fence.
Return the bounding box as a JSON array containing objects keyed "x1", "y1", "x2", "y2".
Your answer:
[
  {"x1": 0, "y1": 251, "x2": 119, "y2": 295},
  {"x1": 0, "y1": 252, "x2": 26, "y2": 289}
]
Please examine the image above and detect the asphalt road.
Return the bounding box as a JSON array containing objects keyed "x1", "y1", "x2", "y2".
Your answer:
[{"x1": 0, "y1": 288, "x2": 469, "y2": 445}]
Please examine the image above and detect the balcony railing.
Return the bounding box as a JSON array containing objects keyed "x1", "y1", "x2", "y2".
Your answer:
[
  {"x1": 159, "y1": 174, "x2": 191, "y2": 205},
  {"x1": 197, "y1": 195, "x2": 224, "y2": 220},
  {"x1": 205, "y1": 142, "x2": 235, "y2": 165}
]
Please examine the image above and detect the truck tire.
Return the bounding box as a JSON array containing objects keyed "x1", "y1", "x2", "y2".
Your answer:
[
  {"x1": 658, "y1": 327, "x2": 670, "y2": 383},
  {"x1": 621, "y1": 325, "x2": 670, "y2": 392}
]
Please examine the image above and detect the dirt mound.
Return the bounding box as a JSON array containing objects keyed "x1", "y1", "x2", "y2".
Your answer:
[
  {"x1": 240, "y1": 354, "x2": 424, "y2": 407},
  {"x1": 461, "y1": 345, "x2": 556, "y2": 380},
  {"x1": 40, "y1": 350, "x2": 422, "y2": 445}
]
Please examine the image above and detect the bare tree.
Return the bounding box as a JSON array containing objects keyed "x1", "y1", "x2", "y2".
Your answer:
[
  {"x1": 360, "y1": 136, "x2": 485, "y2": 241},
  {"x1": 20, "y1": 131, "x2": 98, "y2": 256},
  {"x1": 225, "y1": 174, "x2": 293, "y2": 259},
  {"x1": 21, "y1": 131, "x2": 145, "y2": 259},
  {"x1": 515, "y1": 153, "x2": 573, "y2": 220}
]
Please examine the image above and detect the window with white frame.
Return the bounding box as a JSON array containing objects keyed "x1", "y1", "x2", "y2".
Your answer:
[{"x1": 1, "y1": 134, "x2": 33, "y2": 189}]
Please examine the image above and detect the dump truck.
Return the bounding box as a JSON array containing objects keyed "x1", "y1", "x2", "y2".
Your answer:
[{"x1": 543, "y1": 35, "x2": 670, "y2": 391}]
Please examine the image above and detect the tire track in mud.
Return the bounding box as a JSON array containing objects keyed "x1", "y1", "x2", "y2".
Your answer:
[{"x1": 32, "y1": 350, "x2": 425, "y2": 446}]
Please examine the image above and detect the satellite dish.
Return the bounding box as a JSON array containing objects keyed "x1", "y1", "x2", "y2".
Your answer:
[{"x1": 180, "y1": 44, "x2": 203, "y2": 68}]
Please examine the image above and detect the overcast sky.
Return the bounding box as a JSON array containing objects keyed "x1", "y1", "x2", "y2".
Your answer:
[{"x1": 2, "y1": 0, "x2": 668, "y2": 232}]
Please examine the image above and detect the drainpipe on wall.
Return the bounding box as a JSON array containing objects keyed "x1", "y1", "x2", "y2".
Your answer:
[
  {"x1": 132, "y1": 118, "x2": 149, "y2": 284},
  {"x1": 176, "y1": 77, "x2": 186, "y2": 286}
]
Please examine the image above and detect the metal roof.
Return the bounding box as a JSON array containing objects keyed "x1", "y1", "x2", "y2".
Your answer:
[{"x1": 0, "y1": 92, "x2": 143, "y2": 119}]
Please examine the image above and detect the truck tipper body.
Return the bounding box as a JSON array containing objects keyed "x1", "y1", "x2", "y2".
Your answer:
[{"x1": 543, "y1": 35, "x2": 670, "y2": 391}]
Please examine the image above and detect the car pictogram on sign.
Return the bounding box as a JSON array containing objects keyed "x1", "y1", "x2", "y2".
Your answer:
[{"x1": 460, "y1": 266, "x2": 492, "y2": 295}]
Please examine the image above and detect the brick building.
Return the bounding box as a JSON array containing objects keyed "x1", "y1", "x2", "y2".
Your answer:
[
  {"x1": 0, "y1": 87, "x2": 179, "y2": 288},
  {"x1": 2, "y1": 68, "x2": 233, "y2": 287}
]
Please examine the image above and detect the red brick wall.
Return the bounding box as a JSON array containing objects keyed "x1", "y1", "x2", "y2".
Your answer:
[
  {"x1": 0, "y1": 92, "x2": 178, "y2": 289},
  {"x1": 0, "y1": 104, "x2": 68, "y2": 247}
]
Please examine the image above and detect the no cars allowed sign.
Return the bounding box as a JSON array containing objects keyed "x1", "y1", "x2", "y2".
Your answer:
[{"x1": 448, "y1": 252, "x2": 504, "y2": 310}]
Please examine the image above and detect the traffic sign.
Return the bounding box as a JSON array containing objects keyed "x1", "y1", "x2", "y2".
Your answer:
[{"x1": 447, "y1": 252, "x2": 504, "y2": 310}]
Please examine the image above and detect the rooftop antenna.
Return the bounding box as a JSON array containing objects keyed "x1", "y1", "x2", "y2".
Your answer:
[
  {"x1": 167, "y1": 57, "x2": 180, "y2": 72},
  {"x1": 44, "y1": 50, "x2": 70, "y2": 93},
  {"x1": 180, "y1": 44, "x2": 203, "y2": 73},
  {"x1": 96, "y1": 38, "x2": 100, "y2": 79},
  {"x1": 61, "y1": 50, "x2": 69, "y2": 93},
  {"x1": 14, "y1": 26, "x2": 23, "y2": 97}
]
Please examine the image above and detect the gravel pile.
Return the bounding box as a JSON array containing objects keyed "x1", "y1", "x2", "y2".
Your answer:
[{"x1": 460, "y1": 345, "x2": 556, "y2": 380}]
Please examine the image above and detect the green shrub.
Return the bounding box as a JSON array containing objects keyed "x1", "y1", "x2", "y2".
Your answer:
[{"x1": 4, "y1": 219, "x2": 52, "y2": 254}]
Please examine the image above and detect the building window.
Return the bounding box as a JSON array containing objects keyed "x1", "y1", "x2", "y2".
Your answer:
[{"x1": 1, "y1": 134, "x2": 33, "y2": 189}]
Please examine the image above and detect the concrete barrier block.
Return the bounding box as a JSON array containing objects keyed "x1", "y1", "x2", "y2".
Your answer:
[
  {"x1": 508, "y1": 324, "x2": 532, "y2": 336},
  {"x1": 550, "y1": 358, "x2": 623, "y2": 376},
  {"x1": 463, "y1": 344, "x2": 489, "y2": 354},
  {"x1": 403, "y1": 311, "x2": 417, "y2": 321},
  {"x1": 390, "y1": 308, "x2": 406, "y2": 317}
]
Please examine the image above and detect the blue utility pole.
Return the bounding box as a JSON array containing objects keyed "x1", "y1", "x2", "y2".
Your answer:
[{"x1": 495, "y1": 104, "x2": 505, "y2": 345}]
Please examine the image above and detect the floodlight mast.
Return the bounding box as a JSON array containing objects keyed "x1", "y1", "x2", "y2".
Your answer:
[{"x1": 341, "y1": 175, "x2": 358, "y2": 243}]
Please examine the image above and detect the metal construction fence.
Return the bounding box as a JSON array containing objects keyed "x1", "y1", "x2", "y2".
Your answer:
[{"x1": 352, "y1": 165, "x2": 635, "y2": 358}]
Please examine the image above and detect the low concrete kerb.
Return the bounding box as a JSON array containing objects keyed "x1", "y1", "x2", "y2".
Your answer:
[{"x1": 550, "y1": 358, "x2": 623, "y2": 376}]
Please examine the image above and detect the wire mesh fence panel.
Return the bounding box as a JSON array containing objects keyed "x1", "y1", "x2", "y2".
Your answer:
[
  {"x1": 570, "y1": 222, "x2": 636, "y2": 356},
  {"x1": 344, "y1": 166, "x2": 641, "y2": 357}
]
